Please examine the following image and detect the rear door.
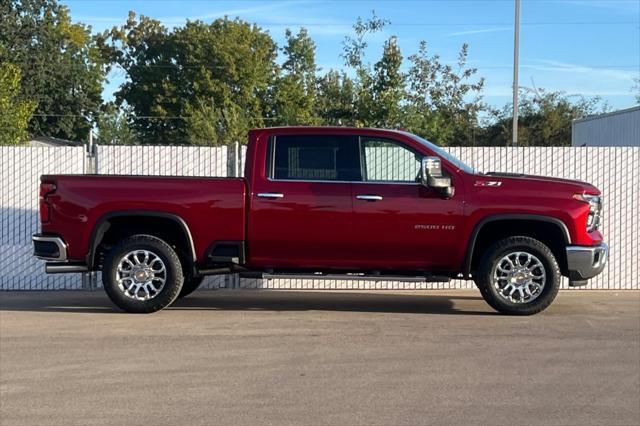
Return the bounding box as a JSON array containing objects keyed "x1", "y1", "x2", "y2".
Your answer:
[
  {"x1": 248, "y1": 134, "x2": 361, "y2": 269},
  {"x1": 350, "y1": 136, "x2": 465, "y2": 271}
]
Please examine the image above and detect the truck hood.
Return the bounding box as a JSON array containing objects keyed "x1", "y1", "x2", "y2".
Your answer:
[{"x1": 481, "y1": 172, "x2": 600, "y2": 194}]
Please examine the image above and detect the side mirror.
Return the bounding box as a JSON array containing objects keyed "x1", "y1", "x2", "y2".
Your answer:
[{"x1": 421, "y1": 156, "x2": 454, "y2": 198}]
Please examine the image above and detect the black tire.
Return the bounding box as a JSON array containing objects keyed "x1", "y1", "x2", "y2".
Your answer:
[
  {"x1": 474, "y1": 236, "x2": 561, "y2": 315},
  {"x1": 178, "y1": 276, "x2": 205, "y2": 299},
  {"x1": 102, "y1": 234, "x2": 184, "y2": 313}
]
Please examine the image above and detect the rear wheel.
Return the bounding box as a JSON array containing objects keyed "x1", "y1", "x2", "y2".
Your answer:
[
  {"x1": 178, "y1": 276, "x2": 205, "y2": 299},
  {"x1": 102, "y1": 234, "x2": 184, "y2": 313},
  {"x1": 474, "y1": 236, "x2": 560, "y2": 315}
]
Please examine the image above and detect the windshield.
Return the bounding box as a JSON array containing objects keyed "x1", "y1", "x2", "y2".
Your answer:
[{"x1": 404, "y1": 133, "x2": 476, "y2": 174}]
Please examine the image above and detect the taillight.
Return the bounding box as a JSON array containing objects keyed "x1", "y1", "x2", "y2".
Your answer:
[{"x1": 39, "y1": 182, "x2": 56, "y2": 223}]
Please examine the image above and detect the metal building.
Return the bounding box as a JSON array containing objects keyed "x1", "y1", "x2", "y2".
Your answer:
[{"x1": 572, "y1": 106, "x2": 640, "y2": 147}]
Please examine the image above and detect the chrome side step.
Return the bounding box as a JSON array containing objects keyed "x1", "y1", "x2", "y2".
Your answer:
[
  {"x1": 244, "y1": 272, "x2": 451, "y2": 283},
  {"x1": 45, "y1": 263, "x2": 89, "y2": 274}
]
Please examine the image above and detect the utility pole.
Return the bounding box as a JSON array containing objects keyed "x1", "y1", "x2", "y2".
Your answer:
[{"x1": 512, "y1": 0, "x2": 521, "y2": 147}]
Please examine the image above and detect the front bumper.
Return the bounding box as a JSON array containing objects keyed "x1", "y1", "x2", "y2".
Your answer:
[{"x1": 566, "y1": 243, "x2": 608, "y2": 286}]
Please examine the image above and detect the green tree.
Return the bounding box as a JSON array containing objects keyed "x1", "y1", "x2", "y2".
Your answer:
[
  {"x1": 175, "y1": 18, "x2": 277, "y2": 145},
  {"x1": 101, "y1": 12, "x2": 179, "y2": 144},
  {"x1": 96, "y1": 104, "x2": 136, "y2": 145},
  {"x1": 0, "y1": 63, "x2": 37, "y2": 145},
  {"x1": 105, "y1": 14, "x2": 278, "y2": 145},
  {"x1": 183, "y1": 97, "x2": 250, "y2": 146},
  {"x1": 341, "y1": 12, "x2": 389, "y2": 70},
  {"x1": 341, "y1": 11, "x2": 399, "y2": 127},
  {"x1": 273, "y1": 28, "x2": 319, "y2": 125},
  {"x1": 369, "y1": 36, "x2": 404, "y2": 127},
  {"x1": 480, "y1": 89, "x2": 601, "y2": 146},
  {"x1": 404, "y1": 42, "x2": 485, "y2": 146},
  {"x1": 315, "y1": 70, "x2": 357, "y2": 125},
  {"x1": 0, "y1": 0, "x2": 108, "y2": 141}
]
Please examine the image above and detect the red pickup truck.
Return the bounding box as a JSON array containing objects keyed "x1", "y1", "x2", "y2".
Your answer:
[{"x1": 33, "y1": 127, "x2": 607, "y2": 315}]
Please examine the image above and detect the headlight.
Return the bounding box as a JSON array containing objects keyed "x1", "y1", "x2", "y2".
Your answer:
[{"x1": 573, "y1": 193, "x2": 602, "y2": 232}]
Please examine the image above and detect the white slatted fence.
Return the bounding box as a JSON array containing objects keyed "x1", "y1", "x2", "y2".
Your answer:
[{"x1": 1, "y1": 145, "x2": 638, "y2": 291}]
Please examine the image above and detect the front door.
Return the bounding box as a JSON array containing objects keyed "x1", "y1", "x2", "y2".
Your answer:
[
  {"x1": 351, "y1": 137, "x2": 465, "y2": 271},
  {"x1": 248, "y1": 134, "x2": 361, "y2": 269}
]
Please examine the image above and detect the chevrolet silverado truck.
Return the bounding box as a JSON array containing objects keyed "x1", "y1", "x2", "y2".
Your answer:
[{"x1": 32, "y1": 127, "x2": 608, "y2": 314}]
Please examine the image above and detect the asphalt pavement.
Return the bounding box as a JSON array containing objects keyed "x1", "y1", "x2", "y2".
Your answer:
[{"x1": 1, "y1": 290, "x2": 639, "y2": 426}]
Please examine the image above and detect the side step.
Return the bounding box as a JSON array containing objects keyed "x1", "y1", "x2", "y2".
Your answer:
[
  {"x1": 45, "y1": 263, "x2": 89, "y2": 274},
  {"x1": 240, "y1": 272, "x2": 451, "y2": 283}
]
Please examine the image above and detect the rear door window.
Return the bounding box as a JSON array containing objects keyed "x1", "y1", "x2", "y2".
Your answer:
[{"x1": 271, "y1": 135, "x2": 361, "y2": 181}]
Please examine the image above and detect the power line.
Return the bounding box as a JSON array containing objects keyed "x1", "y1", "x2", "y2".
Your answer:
[
  {"x1": 100, "y1": 63, "x2": 640, "y2": 71},
  {"x1": 15, "y1": 57, "x2": 639, "y2": 70},
  {"x1": 77, "y1": 18, "x2": 639, "y2": 26},
  {"x1": 68, "y1": 0, "x2": 640, "y2": 2},
  {"x1": 30, "y1": 113, "x2": 285, "y2": 120}
]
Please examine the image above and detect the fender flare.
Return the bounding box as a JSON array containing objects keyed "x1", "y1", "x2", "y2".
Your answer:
[
  {"x1": 462, "y1": 214, "x2": 571, "y2": 278},
  {"x1": 86, "y1": 210, "x2": 197, "y2": 268}
]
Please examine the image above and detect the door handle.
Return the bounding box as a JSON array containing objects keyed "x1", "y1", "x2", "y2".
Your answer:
[
  {"x1": 356, "y1": 194, "x2": 383, "y2": 201},
  {"x1": 257, "y1": 192, "x2": 284, "y2": 199}
]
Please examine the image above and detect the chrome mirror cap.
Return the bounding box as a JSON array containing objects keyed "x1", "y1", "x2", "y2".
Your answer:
[{"x1": 421, "y1": 156, "x2": 454, "y2": 198}]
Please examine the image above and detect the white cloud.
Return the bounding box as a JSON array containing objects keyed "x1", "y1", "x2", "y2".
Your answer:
[
  {"x1": 470, "y1": 58, "x2": 638, "y2": 100},
  {"x1": 526, "y1": 59, "x2": 638, "y2": 81},
  {"x1": 446, "y1": 27, "x2": 512, "y2": 37}
]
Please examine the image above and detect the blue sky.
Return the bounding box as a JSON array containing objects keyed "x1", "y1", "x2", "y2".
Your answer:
[{"x1": 64, "y1": 0, "x2": 640, "y2": 111}]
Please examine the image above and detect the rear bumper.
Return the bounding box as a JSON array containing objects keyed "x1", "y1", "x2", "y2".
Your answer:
[
  {"x1": 566, "y1": 243, "x2": 608, "y2": 286},
  {"x1": 33, "y1": 234, "x2": 89, "y2": 273},
  {"x1": 32, "y1": 234, "x2": 67, "y2": 261}
]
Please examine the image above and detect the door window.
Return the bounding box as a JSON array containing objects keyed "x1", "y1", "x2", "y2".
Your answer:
[
  {"x1": 271, "y1": 135, "x2": 361, "y2": 181},
  {"x1": 361, "y1": 138, "x2": 422, "y2": 183}
]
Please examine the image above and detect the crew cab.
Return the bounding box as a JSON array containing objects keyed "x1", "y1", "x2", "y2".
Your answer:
[{"x1": 33, "y1": 127, "x2": 608, "y2": 314}]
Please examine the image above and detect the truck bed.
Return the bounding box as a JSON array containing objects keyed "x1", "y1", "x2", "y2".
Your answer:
[{"x1": 40, "y1": 175, "x2": 247, "y2": 262}]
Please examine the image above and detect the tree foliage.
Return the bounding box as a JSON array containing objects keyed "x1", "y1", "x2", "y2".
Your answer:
[
  {"x1": 315, "y1": 70, "x2": 357, "y2": 125},
  {"x1": 102, "y1": 13, "x2": 277, "y2": 145},
  {"x1": 404, "y1": 42, "x2": 485, "y2": 146},
  {"x1": 480, "y1": 89, "x2": 601, "y2": 146},
  {"x1": 96, "y1": 104, "x2": 136, "y2": 145},
  {"x1": 98, "y1": 12, "x2": 176, "y2": 144},
  {"x1": 0, "y1": 63, "x2": 36, "y2": 145},
  {"x1": 0, "y1": 0, "x2": 108, "y2": 140},
  {"x1": 273, "y1": 29, "x2": 320, "y2": 125},
  {"x1": 2, "y1": 3, "x2": 613, "y2": 147},
  {"x1": 341, "y1": 12, "x2": 403, "y2": 127}
]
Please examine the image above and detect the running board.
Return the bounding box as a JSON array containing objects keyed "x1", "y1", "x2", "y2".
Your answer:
[
  {"x1": 45, "y1": 263, "x2": 89, "y2": 274},
  {"x1": 241, "y1": 272, "x2": 451, "y2": 283}
]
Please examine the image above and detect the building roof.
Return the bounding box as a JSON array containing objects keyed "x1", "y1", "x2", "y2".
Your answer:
[
  {"x1": 573, "y1": 105, "x2": 640, "y2": 124},
  {"x1": 27, "y1": 136, "x2": 83, "y2": 147}
]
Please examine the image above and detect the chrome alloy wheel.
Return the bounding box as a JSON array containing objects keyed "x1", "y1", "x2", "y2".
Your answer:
[
  {"x1": 492, "y1": 251, "x2": 546, "y2": 304},
  {"x1": 116, "y1": 250, "x2": 167, "y2": 301}
]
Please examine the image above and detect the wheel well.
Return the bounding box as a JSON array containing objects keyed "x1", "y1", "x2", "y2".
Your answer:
[
  {"x1": 90, "y1": 215, "x2": 195, "y2": 274},
  {"x1": 468, "y1": 219, "x2": 568, "y2": 276}
]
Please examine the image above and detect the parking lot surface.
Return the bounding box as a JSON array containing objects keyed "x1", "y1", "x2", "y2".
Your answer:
[{"x1": 1, "y1": 290, "x2": 639, "y2": 426}]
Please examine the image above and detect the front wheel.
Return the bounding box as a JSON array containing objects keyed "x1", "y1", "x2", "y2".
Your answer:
[
  {"x1": 102, "y1": 234, "x2": 184, "y2": 313},
  {"x1": 474, "y1": 236, "x2": 561, "y2": 315}
]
